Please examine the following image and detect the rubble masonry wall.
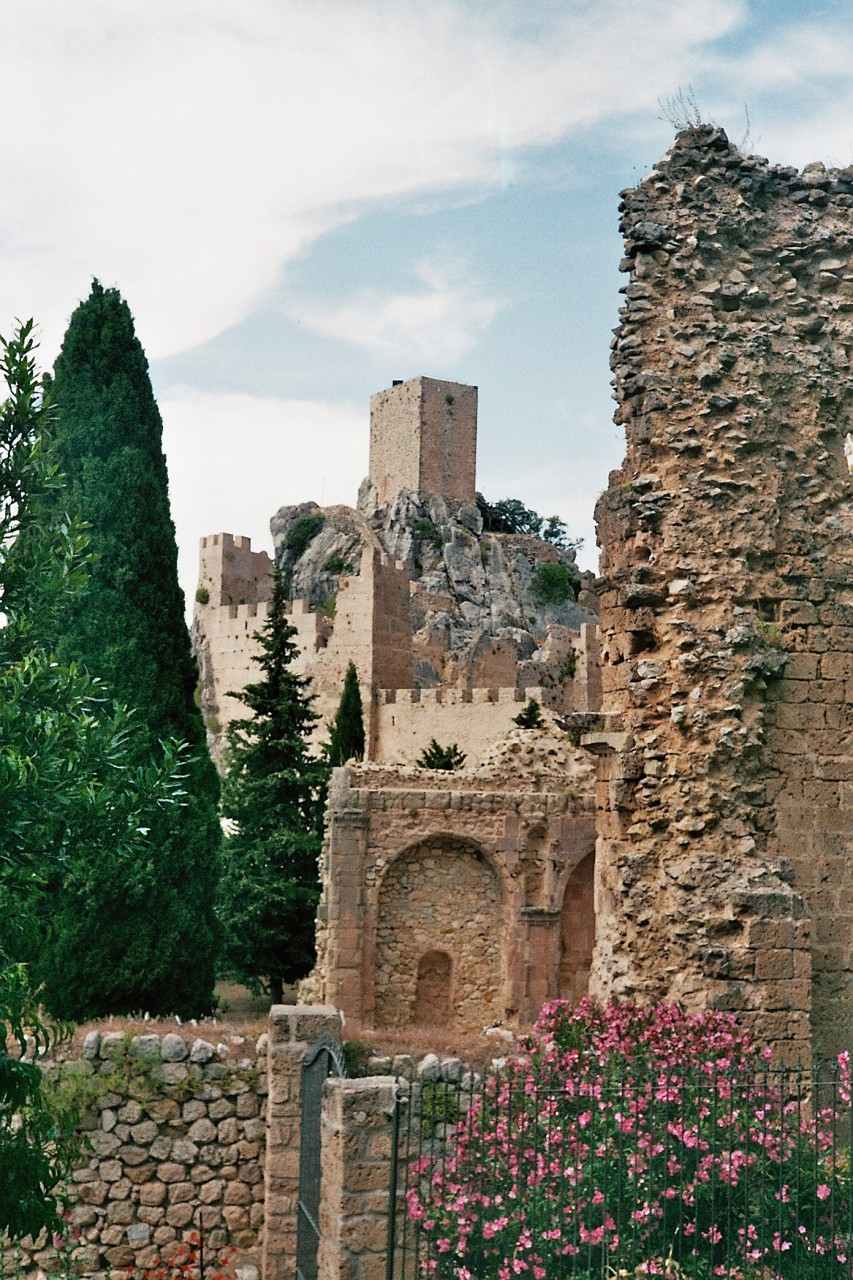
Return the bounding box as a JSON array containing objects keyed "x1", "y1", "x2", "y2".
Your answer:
[{"x1": 593, "y1": 125, "x2": 853, "y2": 1062}]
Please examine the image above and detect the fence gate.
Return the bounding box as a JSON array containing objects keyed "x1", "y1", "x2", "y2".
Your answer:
[{"x1": 296, "y1": 1037, "x2": 346, "y2": 1280}]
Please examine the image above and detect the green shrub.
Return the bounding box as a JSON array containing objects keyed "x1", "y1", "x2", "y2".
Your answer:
[
  {"x1": 285, "y1": 513, "x2": 324, "y2": 557},
  {"x1": 412, "y1": 518, "x2": 443, "y2": 550},
  {"x1": 342, "y1": 1038, "x2": 374, "y2": 1077},
  {"x1": 417, "y1": 739, "x2": 466, "y2": 771},
  {"x1": 513, "y1": 698, "x2": 543, "y2": 730},
  {"x1": 195, "y1": 586, "x2": 210, "y2": 605},
  {"x1": 320, "y1": 594, "x2": 336, "y2": 619},
  {"x1": 323, "y1": 554, "x2": 353, "y2": 575},
  {"x1": 556, "y1": 650, "x2": 577, "y2": 680},
  {"x1": 530, "y1": 562, "x2": 575, "y2": 605}
]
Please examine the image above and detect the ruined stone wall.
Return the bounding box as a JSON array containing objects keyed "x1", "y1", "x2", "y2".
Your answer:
[
  {"x1": 369, "y1": 376, "x2": 477, "y2": 505},
  {"x1": 373, "y1": 686, "x2": 543, "y2": 767},
  {"x1": 593, "y1": 125, "x2": 853, "y2": 1062},
  {"x1": 315, "y1": 733, "x2": 597, "y2": 1032},
  {"x1": 10, "y1": 1031, "x2": 267, "y2": 1279}
]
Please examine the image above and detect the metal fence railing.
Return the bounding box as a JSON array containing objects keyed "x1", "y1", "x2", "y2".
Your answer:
[{"x1": 387, "y1": 1061, "x2": 853, "y2": 1280}]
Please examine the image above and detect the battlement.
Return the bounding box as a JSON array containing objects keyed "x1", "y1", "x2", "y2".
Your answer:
[
  {"x1": 369, "y1": 376, "x2": 477, "y2": 504},
  {"x1": 197, "y1": 531, "x2": 272, "y2": 609}
]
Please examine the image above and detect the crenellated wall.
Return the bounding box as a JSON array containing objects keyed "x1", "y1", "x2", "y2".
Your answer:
[{"x1": 591, "y1": 125, "x2": 853, "y2": 1062}]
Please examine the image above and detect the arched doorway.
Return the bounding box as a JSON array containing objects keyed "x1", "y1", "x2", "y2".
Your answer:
[
  {"x1": 559, "y1": 851, "x2": 595, "y2": 1004},
  {"x1": 375, "y1": 837, "x2": 502, "y2": 1030}
]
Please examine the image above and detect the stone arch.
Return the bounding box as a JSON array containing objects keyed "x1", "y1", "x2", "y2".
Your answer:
[
  {"x1": 558, "y1": 850, "x2": 595, "y2": 1005},
  {"x1": 374, "y1": 836, "x2": 503, "y2": 1029}
]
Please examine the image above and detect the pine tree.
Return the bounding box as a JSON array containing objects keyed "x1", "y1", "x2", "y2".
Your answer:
[
  {"x1": 326, "y1": 661, "x2": 366, "y2": 765},
  {"x1": 37, "y1": 281, "x2": 221, "y2": 1017},
  {"x1": 219, "y1": 567, "x2": 328, "y2": 1001}
]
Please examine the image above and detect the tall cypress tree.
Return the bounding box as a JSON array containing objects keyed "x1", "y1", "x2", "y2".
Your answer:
[
  {"x1": 38, "y1": 281, "x2": 220, "y2": 1017},
  {"x1": 325, "y1": 661, "x2": 366, "y2": 766},
  {"x1": 219, "y1": 566, "x2": 328, "y2": 1002}
]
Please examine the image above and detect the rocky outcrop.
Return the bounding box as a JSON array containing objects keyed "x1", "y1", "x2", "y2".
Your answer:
[{"x1": 271, "y1": 487, "x2": 594, "y2": 693}]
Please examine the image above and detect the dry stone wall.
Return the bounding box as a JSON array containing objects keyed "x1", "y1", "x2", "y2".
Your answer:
[
  {"x1": 593, "y1": 125, "x2": 853, "y2": 1062},
  {"x1": 10, "y1": 1031, "x2": 267, "y2": 1278}
]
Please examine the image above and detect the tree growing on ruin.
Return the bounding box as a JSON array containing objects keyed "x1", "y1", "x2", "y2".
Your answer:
[
  {"x1": 325, "y1": 660, "x2": 365, "y2": 765},
  {"x1": 219, "y1": 565, "x2": 328, "y2": 1001},
  {"x1": 38, "y1": 281, "x2": 221, "y2": 1017},
  {"x1": 0, "y1": 322, "x2": 184, "y2": 1235}
]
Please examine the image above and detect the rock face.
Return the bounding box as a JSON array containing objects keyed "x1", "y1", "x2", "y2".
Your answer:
[
  {"x1": 593, "y1": 125, "x2": 853, "y2": 1061},
  {"x1": 271, "y1": 487, "x2": 593, "y2": 694}
]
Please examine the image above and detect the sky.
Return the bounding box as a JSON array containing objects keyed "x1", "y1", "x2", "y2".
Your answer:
[{"x1": 3, "y1": 0, "x2": 853, "y2": 608}]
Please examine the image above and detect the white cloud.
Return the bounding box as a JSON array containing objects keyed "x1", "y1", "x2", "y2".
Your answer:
[
  {"x1": 160, "y1": 388, "x2": 366, "y2": 611},
  {"x1": 0, "y1": 0, "x2": 745, "y2": 362},
  {"x1": 294, "y1": 257, "x2": 502, "y2": 362}
]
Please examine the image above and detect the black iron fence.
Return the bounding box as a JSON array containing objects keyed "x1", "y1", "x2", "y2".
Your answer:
[{"x1": 387, "y1": 1061, "x2": 853, "y2": 1280}]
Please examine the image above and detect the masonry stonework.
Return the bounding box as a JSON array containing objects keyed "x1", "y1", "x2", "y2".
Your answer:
[
  {"x1": 314, "y1": 729, "x2": 598, "y2": 1033},
  {"x1": 369, "y1": 377, "x2": 477, "y2": 505},
  {"x1": 592, "y1": 125, "x2": 853, "y2": 1062}
]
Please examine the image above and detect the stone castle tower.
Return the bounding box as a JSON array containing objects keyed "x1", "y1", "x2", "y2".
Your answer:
[{"x1": 368, "y1": 376, "x2": 478, "y2": 505}]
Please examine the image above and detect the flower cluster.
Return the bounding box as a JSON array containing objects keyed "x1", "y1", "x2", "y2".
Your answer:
[{"x1": 407, "y1": 1000, "x2": 852, "y2": 1279}]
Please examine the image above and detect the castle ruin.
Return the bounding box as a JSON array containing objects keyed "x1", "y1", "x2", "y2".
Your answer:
[{"x1": 197, "y1": 134, "x2": 853, "y2": 1060}]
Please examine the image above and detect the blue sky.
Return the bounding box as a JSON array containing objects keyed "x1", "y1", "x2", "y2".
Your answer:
[{"x1": 3, "y1": 0, "x2": 853, "y2": 606}]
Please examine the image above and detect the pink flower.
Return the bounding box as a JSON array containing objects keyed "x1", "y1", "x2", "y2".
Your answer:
[{"x1": 817, "y1": 1184, "x2": 831, "y2": 1200}]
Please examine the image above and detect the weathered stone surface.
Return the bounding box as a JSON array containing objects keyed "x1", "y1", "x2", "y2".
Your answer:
[
  {"x1": 595, "y1": 124, "x2": 853, "y2": 1062},
  {"x1": 160, "y1": 1033, "x2": 189, "y2": 1062}
]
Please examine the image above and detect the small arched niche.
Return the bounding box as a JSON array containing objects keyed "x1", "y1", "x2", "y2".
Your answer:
[
  {"x1": 559, "y1": 850, "x2": 595, "y2": 1004},
  {"x1": 414, "y1": 950, "x2": 453, "y2": 1026}
]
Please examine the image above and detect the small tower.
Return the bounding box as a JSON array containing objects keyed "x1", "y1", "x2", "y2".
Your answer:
[{"x1": 369, "y1": 376, "x2": 477, "y2": 504}]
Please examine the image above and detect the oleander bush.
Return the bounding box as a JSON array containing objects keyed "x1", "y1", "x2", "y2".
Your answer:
[{"x1": 408, "y1": 999, "x2": 853, "y2": 1280}]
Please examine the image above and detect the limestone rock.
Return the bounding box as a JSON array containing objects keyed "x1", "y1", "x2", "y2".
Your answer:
[{"x1": 160, "y1": 1033, "x2": 189, "y2": 1063}]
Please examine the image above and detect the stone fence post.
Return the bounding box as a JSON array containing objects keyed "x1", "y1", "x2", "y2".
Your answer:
[
  {"x1": 317, "y1": 1077, "x2": 398, "y2": 1280},
  {"x1": 262, "y1": 1005, "x2": 343, "y2": 1280}
]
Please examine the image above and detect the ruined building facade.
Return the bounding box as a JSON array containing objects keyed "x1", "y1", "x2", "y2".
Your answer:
[
  {"x1": 593, "y1": 126, "x2": 853, "y2": 1063},
  {"x1": 193, "y1": 375, "x2": 602, "y2": 1032}
]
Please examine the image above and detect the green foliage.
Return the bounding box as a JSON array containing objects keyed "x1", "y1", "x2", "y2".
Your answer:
[
  {"x1": 412, "y1": 517, "x2": 443, "y2": 549},
  {"x1": 477, "y1": 495, "x2": 582, "y2": 552},
  {"x1": 420, "y1": 1079, "x2": 462, "y2": 1137},
  {"x1": 320, "y1": 594, "x2": 336, "y2": 619},
  {"x1": 0, "y1": 323, "x2": 183, "y2": 1237},
  {"x1": 0, "y1": 962, "x2": 77, "y2": 1240},
  {"x1": 325, "y1": 662, "x2": 365, "y2": 767},
  {"x1": 220, "y1": 566, "x2": 329, "y2": 1002},
  {"x1": 285, "y1": 512, "x2": 324, "y2": 557},
  {"x1": 322, "y1": 554, "x2": 352, "y2": 576},
  {"x1": 513, "y1": 698, "x2": 544, "y2": 730},
  {"x1": 417, "y1": 739, "x2": 467, "y2": 771},
  {"x1": 556, "y1": 650, "x2": 578, "y2": 681},
  {"x1": 35, "y1": 281, "x2": 221, "y2": 1018},
  {"x1": 195, "y1": 586, "x2": 210, "y2": 605},
  {"x1": 530, "y1": 561, "x2": 576, "y2": 605},
  {"x1": 342, "y1": 1038, "x2": 374, "y2": 1078}
]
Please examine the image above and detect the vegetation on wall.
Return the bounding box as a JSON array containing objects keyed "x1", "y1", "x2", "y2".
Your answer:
[
  {"x1": 412, "y1": 516, "x2": 443, "y2": 549},
  {"x1": 530, "y1": 561, "x2": 576, "y2": 605},
  {"x1": 0, "y1": 323, "x2": 184, "y2": 1237},
  {"x1": 285, "y1": 512, "x2": 324, "y2": 557},
  {"x1": 325, "y1": 661, "x2": 366, "y2": 766},
  {"x1": 513, "y1": 698, "x2": 544, "y2": 730},
  {"x1": 33, "y1": 281, "x2": 220, "y2": 1019},
  {"x1": 477, "y1": 495, "x2": 582, "y2": 552},
  {"x1": 219, "y1": 566, "x2": 328, "y2": 1003},
  {"x1": 417, "y1": 739, "x2": 467, "y2": 771}
]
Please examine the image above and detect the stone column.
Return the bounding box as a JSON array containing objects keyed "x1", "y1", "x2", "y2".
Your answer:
[
  {"x1": 324, "y1": 794, "x2": 371, "y2": 1022},
  {"x1": 317, "y1": 1077, "x2": 398, "y2": 1280},
  {"x1": 262, "y1": 1005, "x2": 343, "y2": 1280},
  {"x1": 520, "y1": 907, "x2": 561, "y2": 1020}
]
